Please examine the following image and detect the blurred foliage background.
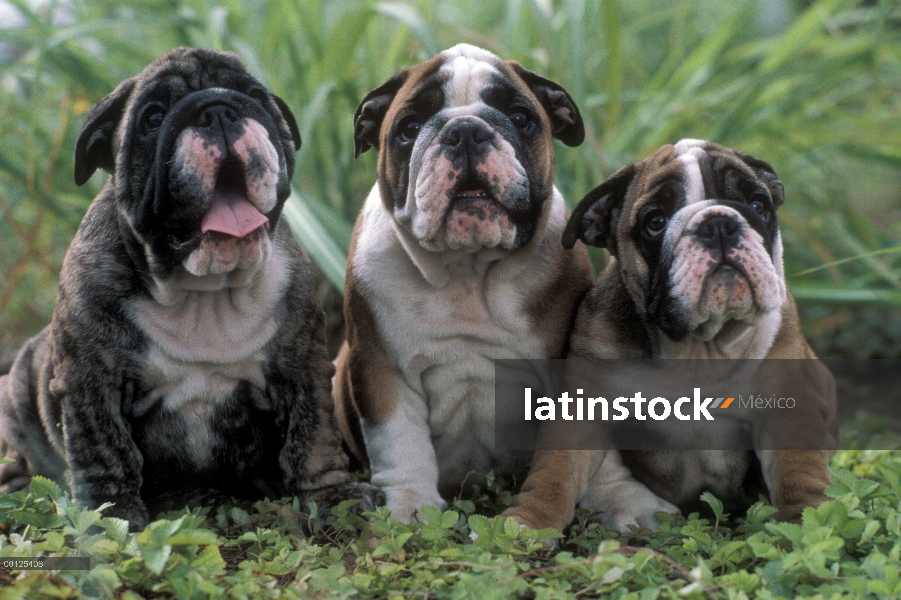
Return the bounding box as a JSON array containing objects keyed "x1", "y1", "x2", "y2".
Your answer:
[{"x1": 0, "y1": 0, "x2": 899, "y2": 363}]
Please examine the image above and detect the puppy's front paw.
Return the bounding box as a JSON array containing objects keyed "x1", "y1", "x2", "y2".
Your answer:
[
  {"x1": 385, "y1": 489, "x2": 447, "y2": 524},
  {"x1": 344, "y1": 481, "x2": 386, "y2": 514},
  {"x1": 307, "y1": 481, "x2": 386, "y2": 517},
  {"x1": 499, "y1": 506, "x2": 543, "y2": 531},
  {"x1": 774, "y1": 492, "x2": 828, "y2": 523},
  {"x1": 592, "y1": 479, "x2": 680, "y2": 533},
  {"x1": 102, "y1": 496, "x2": 150, "y2": 532}
]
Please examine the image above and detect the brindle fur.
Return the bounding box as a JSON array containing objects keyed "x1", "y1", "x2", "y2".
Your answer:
[{"x1": 0, "y1": 48, "x2": 382, "y2": 530}]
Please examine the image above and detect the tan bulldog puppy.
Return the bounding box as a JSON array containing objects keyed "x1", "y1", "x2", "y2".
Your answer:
[
  {"x1": 333, "y1": 44, "x2": 593, "y2": 523},
  {"x1": 506, "y1": 139, "x2": 837, "y2": 532}
]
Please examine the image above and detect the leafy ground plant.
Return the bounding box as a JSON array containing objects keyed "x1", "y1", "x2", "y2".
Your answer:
[{"x1": 1, "y1": 449, "x2": 900, "y2": 599}]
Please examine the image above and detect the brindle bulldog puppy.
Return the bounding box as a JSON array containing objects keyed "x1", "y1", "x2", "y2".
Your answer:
[{"x1": 0, "y1": 47, "x2": 382, "y2": 530}]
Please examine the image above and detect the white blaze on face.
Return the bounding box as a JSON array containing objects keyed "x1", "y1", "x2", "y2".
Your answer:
[
  {"x1": 663, "y1": 140, "x2": 786, "y2": 340},
  {"x1": 442, "y1": 44, "x2": 501, "y2": 106},
  {"x1": 404, "y1": 44, "x2": 528, "y2": 252},
  {"x1": 674, "y1": 138, "x2": 706, "y2": 206},
  {"x1": 173, "y1": 118, "x2": 281, "y2": 276}
]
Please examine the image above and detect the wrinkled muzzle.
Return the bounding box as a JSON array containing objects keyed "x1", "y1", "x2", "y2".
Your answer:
[
  {"x1": 166, "y1": 95, "x2": 282, "y2": 276},
  {"x1": 660, "y1": 202, "x2": 786, "y2": 341},
  {"x1": 407, "y1": 115, "x2": 529, "y2": 252}
]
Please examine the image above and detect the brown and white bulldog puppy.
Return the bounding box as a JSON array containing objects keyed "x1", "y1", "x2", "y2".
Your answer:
[
  {"x1": 333, "y1": 44, "x2": 593, "y2": 523},
  {"x1": 507, "y1": 139, "x2": 837, "y2": 532},
  {"x1": 0, "y1": 48, "x2": 381, "y2": 530}
]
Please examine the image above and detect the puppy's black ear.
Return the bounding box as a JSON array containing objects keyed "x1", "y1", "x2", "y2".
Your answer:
[
  {"x1": 562, "y1": 164, "x2": 636, "y2": 253},
  {"x1": 353, "y1": 70, "x2": 410, "y2": 159},
  {"x1": 272, "y1": 94, "x2": 302, "y2": 152},
  {"x1": 735, "y1": 150, "x2": 784, "y2": 209},
  {"x1": 508, "y1": 62, "x2": 584, "y2": 147},
  {"x1": 74, "y1": 78, "x2": 136, "y2": 186}
]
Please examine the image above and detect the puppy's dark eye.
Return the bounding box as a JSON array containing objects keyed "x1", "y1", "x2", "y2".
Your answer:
[
  {"x1": 142, "y1": 108, "x2": 165, "y2": 134},
  {"x1": 248, "y1": 88, "x2": 269, "y2": 105},
  {"x1": 510, "y1": 110, "x2": 530, "y2": 130},
  {"x1": 644, "y1": 209, "x2": 668, "y2": 236},
  {"x1": 749, "y1": 193, "x2": 769, "y2": 221},
  {"x1": 398, "y1": 116, "x2": 421, "y2": 143}
]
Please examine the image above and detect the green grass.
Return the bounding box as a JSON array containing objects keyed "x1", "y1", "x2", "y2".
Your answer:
[
  {"x1": 0, "y1": 0, "x2": 899, "y2": 356},
  {"x1": 1, "y1": 450, "x2": 900, "y2": 599}
]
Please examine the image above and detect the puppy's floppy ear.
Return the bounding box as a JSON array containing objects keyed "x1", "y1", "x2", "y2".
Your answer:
[
  {"x1": 735, "y1": 150, "x2": 784, "y2": 209},
  {"x1": 353, "y1": 69, "x2": 410, "y2": 159},
  {"x1": 74, "y1": 78, "x2": 136, "y2": 186},
  {"x1": 272, "y1": 94, "x2": 302, "y2": 152},
  {"x1": 507, "y1": 62, "x2": 584, "y2": 147},
  {"x1": 562, "y1": 164, "x2": 636, "y2": 253}
]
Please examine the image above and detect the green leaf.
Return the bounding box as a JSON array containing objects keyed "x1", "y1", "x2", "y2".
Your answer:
[
  {"x1": 700, "y1": 491, "x2": 729, "y2": 526},
  {"x1": 440, "y1": 510, "x2": 459, "y2": 529},
  {"x1": 805, "y1": 500, "x2": 847, "y2": 528},
  {"x1": 142, "y1": 544, "x2": 172, "y2": 575},
  {"x1": 453, "y1": 499, "x2": 475, "y2": 515},
  {"x1": 85, "y1": 564, "x2": 121, "y2": 589},
  {"x1": 520, "y1": 527, "x2": 563, "y2": 542},
  {"x1": 503, "y1": 517, "x2": 520, "y2": 539},
  {"x1": 744, "y1": 502, "x2": 779, "y2": 525},
  {"x1": 85, "y1": 537, "x2": 121, "y2": 555},
  {"x1": 11, "y1": 509, "x2": 64, "y2": 529},
  {"x1": 601, "y1": 565, "x2": 625, "y2": 584},
  {"x1": 166, "y1": 529, "x2": 220, "y2": 546},
  {"x1": 102, "y1": 517, "x2": 131, "y2": 543},
  {"x1": 860, "y1": 519, "x2": 881, "y2": 544},
  {"x1": 228, "y1": 507, "x2": 251, "y2": 526},
  {"x1": 29, "y1": 476, "x2": 62, "y2": 501},
  {"x1": 419, "y1": 505, "x2": 441, "y2": 525},
  {"x1": 149, "y1": 516, "x2": 187, "y2": 541},
  {"x1": 468, "y1": 514, "x2": 492, "y2": 540},
  {"x1": 191, "y1": 544, "x2": 225, "y2": 571}
]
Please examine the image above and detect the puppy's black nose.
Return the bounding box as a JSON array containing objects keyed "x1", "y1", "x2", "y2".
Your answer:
[
  {"x1": 442, "y1": 122, "x2": 493, "y2": 151},
  {"x1": 197, "y1": 104, "x2": 240, "y2": 129},
  {"x1": 696, "y1": 215, "x2": 741, "y2": 251}
]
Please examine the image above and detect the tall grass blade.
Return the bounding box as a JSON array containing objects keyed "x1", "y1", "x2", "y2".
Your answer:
[{"x1": 282, "y1": 189, "x2": 348, "y2": 292}]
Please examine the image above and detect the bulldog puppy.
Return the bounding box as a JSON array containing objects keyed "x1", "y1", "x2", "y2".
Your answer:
[
  {"x1": 0, "y1": 47, "x2": 381, "y2": 530},
  {"x1": 509, "y1": 139, "x2": 837, "y2": 532},
  {"x1": 333, "y1": 44, "x2": 593, "y2": 523}
]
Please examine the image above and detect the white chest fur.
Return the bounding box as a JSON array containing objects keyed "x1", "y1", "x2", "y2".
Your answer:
[
  {"x1": 355, "y1": 186, "x2": 562, "y2": 478},
  {"x1": 129, "y1": 247, "x2": 289, "y2": 417}
]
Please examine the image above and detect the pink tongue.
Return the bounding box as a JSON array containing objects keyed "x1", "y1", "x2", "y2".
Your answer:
[{"x1": 201, "y1": 191, "x2": 269, "y2": 238}]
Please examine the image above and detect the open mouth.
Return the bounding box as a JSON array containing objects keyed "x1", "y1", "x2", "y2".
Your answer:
[
  {"x1": 713, "y1": 258, "x2": 749, "y2": 279},
  {"x1": 451, "y1": 174, "x2": 495, "y2": 204},
  {"x1": 200, "y1": 157, "x2": 269, "y2": 239},
  {"x1": 454, "y1": 187, "x2": 491, "y2": 202}
]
